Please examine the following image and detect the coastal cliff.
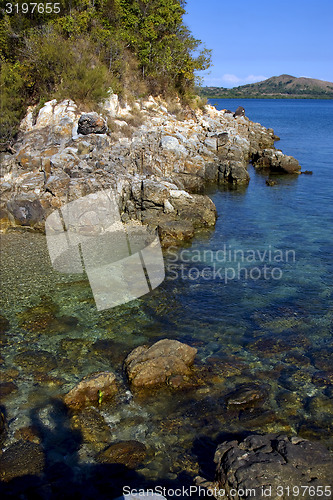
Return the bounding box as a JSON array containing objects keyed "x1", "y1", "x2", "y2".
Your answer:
[{"x1": 0, "y1": 95, "x2": 300, "y2": 246}]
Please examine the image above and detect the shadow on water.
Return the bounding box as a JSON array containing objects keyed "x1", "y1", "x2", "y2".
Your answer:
[{"x1": 0, "y1": 398, "x2": 223, "y2": 500}]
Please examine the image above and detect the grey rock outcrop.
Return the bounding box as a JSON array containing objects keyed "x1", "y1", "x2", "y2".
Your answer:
[
  {"x1": 0, "y1": 96, "x2": 301, "y2": 244},
  {"x1": 253, "y1": 149, "x2": 301, "y2": 173},
  {"x1": 195, "y1": 434, "x2": 333, "y2": 499}
]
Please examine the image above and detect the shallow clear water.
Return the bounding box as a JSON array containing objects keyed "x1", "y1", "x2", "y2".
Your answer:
[{"x1": 1, "y1": 99, "x2": 332, "y2": 488}]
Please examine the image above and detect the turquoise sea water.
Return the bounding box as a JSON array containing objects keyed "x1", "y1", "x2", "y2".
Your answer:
[{"x1": 1, "y1": 99, "x2": 332, "y2": 491}]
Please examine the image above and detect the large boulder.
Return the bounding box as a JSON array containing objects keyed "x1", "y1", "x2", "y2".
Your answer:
[
  {"x1": 234, "y1": 106, "x2": 246, "y2": 118},
  {"x1": 6, "y1": 197, "x2": 45, "y2": 228},
  {"x1": 78, "y1": 113, "x2": 108, "y2": 135},
  {"x1": 64, "y1": 371, "x2": 118, "y2": 409},
  {"x1": 253, "y1": 149, "x2": 300, "y2": 173},
  {"x1": 196, "y1": 434, "x2": 333, "y2": 499},
  {"x1": 124, "y1": 339, "x2": 197, "y2": 388}
]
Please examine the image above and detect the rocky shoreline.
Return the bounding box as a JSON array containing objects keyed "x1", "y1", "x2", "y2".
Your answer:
[
  {"x1": 3, "y1": 96, "x2": 331, "y2": 499},
  {"x1": 1, "y1": 337, "x2": 332, "y2": 497},
  {"x1": 0, "y1": 94, "x2": 301, "y2": 246}
]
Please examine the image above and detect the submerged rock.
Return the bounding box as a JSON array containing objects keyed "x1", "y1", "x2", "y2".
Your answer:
[
  {"x1": 0, "y1": 315, "x2": 10, "y2": 335},
  {"x1": 96, "y1": 440, "x2": 147, "y2": 468},
  {"x1": 124, "y1": 339, "x2": 197, "y2": 388},
  {"x1": 196, "y1": 434, "x2": 333, "y2": 499},
  {"x1": 0, "y1": 440, "x2": 45, "y2": 482},
  {"x1": 70, "y1": 407, "x2": 112, "y2": 451},
  {"x1": 64, "y1": 371, "x2": 118, "y2": 409},
  {"x1": 0, "y1": 315, "x2": 10, "y2": 347},
  {"x1": 225, "y1": 383, "x2": 268, "y2": 411},
  {"x1": 14, "y1": 349, "x2": 57, "y2": 373},
  {"x1": 0, "y1": 381, "x2": 18, "y2": 400}
]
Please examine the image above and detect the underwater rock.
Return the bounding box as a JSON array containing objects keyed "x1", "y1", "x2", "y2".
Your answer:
[
  {"x1": 312, "y1": 370, "x2": 333, "y2": 386},
  {"x1": 225, "y1": 383, "x2": 268, "y2": 411},
  {"x1": 0, "y1": 315, "x2": 10, "y2": 335},
  {"x1": 0, "y1": 382, "x2": 18, "y2": 400},
  {"x1": 247, "y1": 336, "x2": 290, "y2": 355},
  {"x1": 60, "y1": 338, "x2": 91, "y2": 359},
  {"x1": 124, "y1": 339, "x2": 197, "y2": 388},
  {"x1": 18, "y1": 300, "x2": 78, "y2": 335},
  {"x1": 0, "y1": 408, "x2": 7, "y2": 441},
  {"x1": 64, "y1": 371, "x2": 118, "y2": 409},
  {"x1": 196, "y1": 434, "x2": 333, "y2": 499},
  {"x1": 14, "y1": 349, "x2": 57, "y2": 373},
  {"x1": 266, "y1": 179, "x2": 277, "y2": 186},
  {"x1": 0, "y1": 315, "x2": 10, "y2": 347},
  {"x1": 0, "y1": 440, "x2": 45, "y2": 482},
  {"x1": 14, "y1": 426, "x2": 41, "y2": 444},
  {"x1": 310, "y1": 347, "x2": 333, "y2": 372},
  {"x1": 70, "y1": 407, "x2": 112, "y2": 451},
  {"x1": 96, "y1": 440, "x2": 147, "y2": 468}
]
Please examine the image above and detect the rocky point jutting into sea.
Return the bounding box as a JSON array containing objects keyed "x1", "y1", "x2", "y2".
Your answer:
[
  {"x1": 0, "y1": 94, "x2": 301, "y2": 243},
  {"x1": 2, "y1": 96, "x2": 333, "y2": 499}
]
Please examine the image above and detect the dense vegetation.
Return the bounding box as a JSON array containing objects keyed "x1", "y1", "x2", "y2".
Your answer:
[
  {"x1": 0, "y1": 0, "x2": 211, "y2": 145},
  {"x1": 199, "y1": 75, "x2": 333, "y2": 100}
]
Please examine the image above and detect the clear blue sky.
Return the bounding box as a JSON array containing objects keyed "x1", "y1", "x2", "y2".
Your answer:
[{"x1": 184, "y1": 0, "x2": 333, "y2": 87}]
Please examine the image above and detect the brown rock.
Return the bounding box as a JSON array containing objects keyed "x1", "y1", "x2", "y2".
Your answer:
[
  {"x1": 125, "y1": 339, "x2": 197, "y2": 388},
  {"x1": 64, "y1": 371, "x2": 117, "y2": 409},
  {"x1": 158, "y1": 220, "x2": 194, "y2": 247}
]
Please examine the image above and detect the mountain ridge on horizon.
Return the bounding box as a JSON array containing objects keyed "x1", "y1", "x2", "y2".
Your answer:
[{"x1": 199, "y1": 74, "x2": 333, "y2": 99}]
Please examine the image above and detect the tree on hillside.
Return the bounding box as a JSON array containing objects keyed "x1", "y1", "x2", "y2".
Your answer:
[{"x1": 0, "y1": 0, "x2": 211, "y2": 145}]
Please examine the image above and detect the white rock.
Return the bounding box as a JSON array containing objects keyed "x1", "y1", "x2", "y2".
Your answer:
[
  {"x1": 164, "y1": 199, "x2": 174, "y2": 213},
  {"x1": 169, "y1": 189, "x2": 192, "y2": 199},
  {"x1": 20, "y1": 108, "x2": 34, "y2": 132},
  {"x1": 160, "y1": 135, "x2": 187, "y2": 155},
  {"x1": 204, "y1": 137, "x2": 217, "y2": 150},
  {"x1": 102, "y1": 91, "x2": 119, "y2": 117},
  {"x1": 114, "y1": 120, "x2": 128, "y2": 127}
]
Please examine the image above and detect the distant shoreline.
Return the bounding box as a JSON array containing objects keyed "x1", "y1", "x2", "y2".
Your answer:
[{"x1": 205, "y1": 95, "x2": 333, "y2": 100}]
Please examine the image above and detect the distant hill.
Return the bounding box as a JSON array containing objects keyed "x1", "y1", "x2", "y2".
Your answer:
[{"x1": 199, "y1": 75, "x2": 333, "y2": 99}]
